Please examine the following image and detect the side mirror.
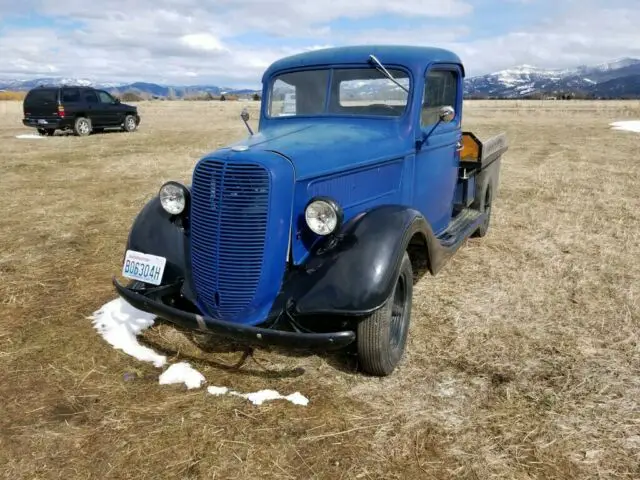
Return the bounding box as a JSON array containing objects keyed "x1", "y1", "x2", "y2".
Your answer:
[
  {"x1": 240, "y1": 107, "x2": 253, "y2": 135},
  {"x1": 114, "y1": 98, "x2": 121, "y2": 104},
  {"x1": 439, "y1": 105, "x2": 455, "y2": 123},
  {"x1": 420, "y1": 105, "x2": 457, "y2": 148}
]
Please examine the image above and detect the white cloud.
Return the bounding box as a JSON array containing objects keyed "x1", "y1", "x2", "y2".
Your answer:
[
  {"x1": 179, "y1": 33, "x2": 227, "y2": 52},
  {"x1": 0, "y1": 0, "x2": 638, "y2": 85},
  {"x1": 450, "y1": 6, "x2": 640, "y2": 75}
]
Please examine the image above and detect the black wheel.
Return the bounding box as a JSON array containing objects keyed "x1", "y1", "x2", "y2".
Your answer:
[
  {"x1": 473, "y1": 184, "x2": 493, "y2": 238},
  {"x1": 122, "y1": 114, "x2": 138, "y2": 132},
  {"x1": 73, "y1": 116, "x2": 91, "y2": 136},
  {"x1": 356, "y1": 251, "x2": 413, "y2": 376}
]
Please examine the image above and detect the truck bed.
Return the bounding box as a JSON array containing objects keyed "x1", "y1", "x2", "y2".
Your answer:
[
  {"x1": 459, "y1": 131, "x2": 508, "y2": 172},
  {"x1": 453, "y1": 131, "x2": 508, "y2": 210}
]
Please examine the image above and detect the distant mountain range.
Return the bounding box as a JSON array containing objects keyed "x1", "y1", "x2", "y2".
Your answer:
[
  {"x1": 0, "y1": 77, "x2": 259, "y2": 98},
  {"x1": 464, "y1": 58, "x2": 640, "y2": 98},
  {"x1": 2, "y1": 57, "x2": 640, "y2": 99}
]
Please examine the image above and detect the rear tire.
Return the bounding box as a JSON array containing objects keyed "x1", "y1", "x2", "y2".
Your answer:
[
  {"x1": 356, "y1": 251, "x2": 413, "y2": 376},
  {"x1": 122, "y1": 114, "x2": 138, "y2": 132},
  {"x1": 73, "y1": 116, "x2": 91, "y2": 136}
]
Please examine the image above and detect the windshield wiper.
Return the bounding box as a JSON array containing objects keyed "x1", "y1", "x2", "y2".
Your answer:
[{"x1": 368, "y1": 54, "x2": 410, "y2": 94}]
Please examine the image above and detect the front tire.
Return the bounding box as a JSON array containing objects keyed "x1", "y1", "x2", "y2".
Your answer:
[
  {"x1": 73, "y1": 116, "x2": 91, "y2": 136},
  {"x1": 123, "y1": 114, "x2": 138, "y2": 132},
  {"x1": 356, "y1": 251, "x2": 413, "y2": 376}
]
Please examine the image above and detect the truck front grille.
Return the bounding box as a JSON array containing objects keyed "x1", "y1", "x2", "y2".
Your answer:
[{"x1": 190, "y1": 160, "x2": 270, "y2": 321}]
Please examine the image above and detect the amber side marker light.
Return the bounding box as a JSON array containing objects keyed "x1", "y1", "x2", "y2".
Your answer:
[{"x1": 460, "y1": 132, "x2": 481, "y2": 162}]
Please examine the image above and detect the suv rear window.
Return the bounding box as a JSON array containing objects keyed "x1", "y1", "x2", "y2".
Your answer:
[{"x1": 25, "y1": 89, "x2": 58, "y2": 104}]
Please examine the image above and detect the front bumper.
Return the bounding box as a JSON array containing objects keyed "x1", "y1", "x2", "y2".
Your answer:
[{"x1": 113, "y1": 277, "x2": 356, "y2": 350}]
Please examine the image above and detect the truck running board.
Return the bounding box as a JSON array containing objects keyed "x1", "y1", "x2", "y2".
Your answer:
[{"x1": 437, "y1": 208, "x2": 484, "y2": 248}]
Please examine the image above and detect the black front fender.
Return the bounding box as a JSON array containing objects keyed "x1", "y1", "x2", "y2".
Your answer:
[
  {"x1": 124, "y1": 194, "x2": 192, "y2": 293},
  {"x1": 290, "y1": 205, "x2": 442, "y2": 316}
]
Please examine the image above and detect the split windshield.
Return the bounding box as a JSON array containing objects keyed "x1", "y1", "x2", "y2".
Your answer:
[{"x1": 267, "y1": 67, "x2": 411, "y2": 118}]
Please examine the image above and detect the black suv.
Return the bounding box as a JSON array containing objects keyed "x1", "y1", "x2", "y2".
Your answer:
[{"x1": 22, "y1": 85, "x2": 140, "y2": 136}]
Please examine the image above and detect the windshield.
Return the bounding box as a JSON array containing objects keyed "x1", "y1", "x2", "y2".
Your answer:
[{"x1": 267, "y1": 67, "x2": 411, "y2": 118}]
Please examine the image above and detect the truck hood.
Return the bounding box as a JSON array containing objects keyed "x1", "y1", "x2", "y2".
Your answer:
[{"x1": 228, "y1": 122, "x2": 412, "y2": 180}]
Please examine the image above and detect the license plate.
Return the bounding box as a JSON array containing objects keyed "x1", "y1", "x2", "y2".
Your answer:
[
  {"x1": 37, "y1": 119, "x2": 48, "y2": 124},
  {"x1": 122, "y1": 250, "x2": 166, "y2": 286}
]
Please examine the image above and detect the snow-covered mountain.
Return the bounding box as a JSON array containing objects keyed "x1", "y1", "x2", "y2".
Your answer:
[
  {"x1": 464, "y1": 57, "x2": 640, "y2": 98},
  {"x1": 0, "y1": 77, "x2": 258, "y2": 97},
  {"x1": 0, "y1": 77, "x2": 123, "y2": 90}
]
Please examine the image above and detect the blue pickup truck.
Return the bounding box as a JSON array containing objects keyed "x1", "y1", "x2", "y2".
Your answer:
[{"x1": 113, "y1": 45, "x2": 508, "y2": 376}]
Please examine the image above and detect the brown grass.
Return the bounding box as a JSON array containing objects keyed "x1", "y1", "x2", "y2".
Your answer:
[
  {"x1": 0, "y1": 91, "x2": 26, "y2": 101},
  {"x1": 1, "y1": 99, "x2": 639, "y2": 479}
]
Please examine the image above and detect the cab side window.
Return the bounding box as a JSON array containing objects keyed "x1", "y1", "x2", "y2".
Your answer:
[{"x1": 421, "y1": 70, "x2": 458, "y2": 127}]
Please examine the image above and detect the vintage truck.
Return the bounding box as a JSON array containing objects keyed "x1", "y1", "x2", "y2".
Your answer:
[{"x1": 113, "y1": 45, "x2": 508, "y2": 376}]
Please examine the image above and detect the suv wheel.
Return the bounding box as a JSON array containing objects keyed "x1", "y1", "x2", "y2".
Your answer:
[
  {"x1": 123, "y1": 114, "x2": 138, "y2": 132},
  {"x1": 73, "y1": 116, "x2": 92, "y2": 136},
  {"x1": 356, "y1": 251, "x2": 413, "y2": 376}
]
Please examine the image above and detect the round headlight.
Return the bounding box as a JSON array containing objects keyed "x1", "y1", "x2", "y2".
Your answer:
[
  {"x1": 159, "y1": 182, "x2": 188, "y2": 215},
  {"x1": 305, "y1": 198, "x2": 342, "y2": 236}
]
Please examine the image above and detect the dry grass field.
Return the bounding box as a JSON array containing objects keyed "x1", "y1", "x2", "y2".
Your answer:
[{"x1": 1, "y1": 99, "x2": 639, "y2": 479}]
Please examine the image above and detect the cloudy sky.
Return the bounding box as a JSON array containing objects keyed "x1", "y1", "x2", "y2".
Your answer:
[{"x1": 0, "y1": 0, "x2": 639, "y2": 87}]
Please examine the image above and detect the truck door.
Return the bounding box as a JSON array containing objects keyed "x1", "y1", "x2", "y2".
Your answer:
[
  {"x1": 96, "y1": 90, "x2": 121, "y2": 125},
  {"x1": 413, "y1": 65, "x2": 462, "y2": 235},
  {"x1": 82, "y1": 90, "x2": 102, "y2": 125}
]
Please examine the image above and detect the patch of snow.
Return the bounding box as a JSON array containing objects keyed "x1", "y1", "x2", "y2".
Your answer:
[
  {"x1": 16, "y1": 134, "x2": 45, "y2": 139},
  {"x1": 610, "y1": 121, "x2": 640, "y2": 133},
  {"x1": 207, "y1": 386, "x2": 229, "y2": 396},
  {"x1": 590, "y1": 57, "x2": 640, "y2": 72},
  {"x1": 207, "y1": 387, "x2": 309, "y2": 406},
  {"x1": 88, "y1": 297, "x2": 166, "y2": 368},
  {"x1": 283, "y1": 392, "x2": 309, "y2": 406},
  {"x1": 518, "y1": 87, "x2": 536, "y2": 95},
  {"x1": 232, "y1": 389, "x2": 310, "y2": 406},
  {"x1": 89, "y1": 299, "x2": 309, "y2": 404},
  {"x1": 159, "y1": 362, "x2": 206, "y2": 389},
  {"x1": 515, "y1": 82, "x2": 535, "y2": 91}
]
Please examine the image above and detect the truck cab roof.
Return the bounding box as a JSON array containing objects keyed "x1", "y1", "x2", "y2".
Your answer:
[{"x1": 262, "y1": 45, "x2": 465, "y2": 82}]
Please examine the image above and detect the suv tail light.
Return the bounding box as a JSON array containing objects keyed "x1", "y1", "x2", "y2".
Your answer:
[{"x1": 57, "y1": 105, "x2": 65, "y2": 118}]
